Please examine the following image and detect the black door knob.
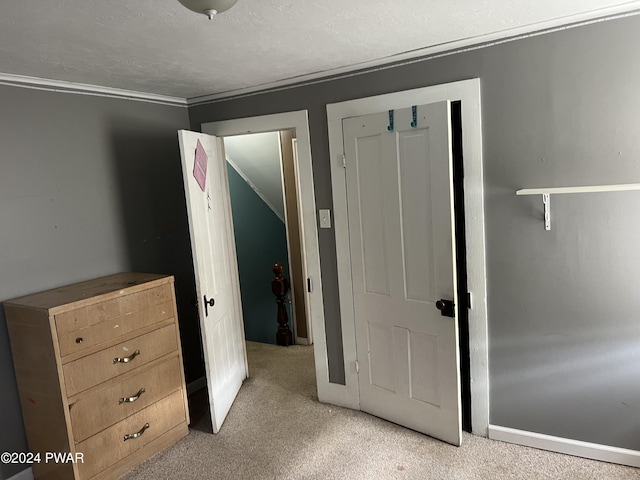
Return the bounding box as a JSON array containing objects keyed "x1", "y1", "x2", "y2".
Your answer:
[
  {"x1": 436, "y1": 299, "x2": 455, "y2": 318},
  {"x1": 204, "y1": 295, "x2": 215, "y2": 317}
]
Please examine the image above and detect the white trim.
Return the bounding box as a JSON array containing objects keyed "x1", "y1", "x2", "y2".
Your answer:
[
  {"x1": 295, "y1": 336, "x2": 310, "y2": 346},
  {"x1": 225, "y1": 154, "x2": 285, "y2": 222},
  {"x1": 516, "y1": 183, "x2": 640, "y2": 195},
  {"x1": 291, "y1": 138, "x2": 314, "y2": 345},
  {"x1": 275, "y1": 132, "x2": 300, "y2": 339},
  {"x1": 0, "y1": 72, "x2": 187, "y2": 107},
  {"x1": 187, "y1": 375, "x2": 207, "y2": 395},
  {"x1": 187, "y1": 8, "x2": 640, "y2": 106},
  {"x1": 200, "y1": 111, "x2": 329, "y2": 404},
  {"x1": 326, "y1": 79, "x2": 490, "y2": 432},
  {"x1": 489, "y1": 425, "x2": 640, "y2": 468},
  {"x1": 7, "y1": 467, "x2": 33, "y2": 480}
]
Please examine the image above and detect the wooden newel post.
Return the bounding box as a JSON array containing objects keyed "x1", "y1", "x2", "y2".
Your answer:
[{"x1": 272, "y1": 263, "x2": 293, "y2": 346}]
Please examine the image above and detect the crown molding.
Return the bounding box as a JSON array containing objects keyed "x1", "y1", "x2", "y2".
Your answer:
[
  {"x1": 186, "y1": 5, "x2": 640, "y2": 106},
  {"x1": 0, "y1": 73, "x2": 187, "y2": 107}
]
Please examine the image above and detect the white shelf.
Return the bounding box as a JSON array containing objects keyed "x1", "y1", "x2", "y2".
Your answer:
[
  {"x1": 515, "y1": 183, "x2": 640, "y2": 231},
  {"x1": 516, "y1": 183, "x2": 640, "y2": 196}
]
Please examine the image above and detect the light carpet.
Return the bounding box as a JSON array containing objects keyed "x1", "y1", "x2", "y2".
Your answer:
[{"x1": 122, "y1": 341, "x2": 639, "y2": 479}]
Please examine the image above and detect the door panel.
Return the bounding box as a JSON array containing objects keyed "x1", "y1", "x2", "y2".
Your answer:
[
  {"x1": 409, "y1": 331, "x2": 440, "y2": 406},
  {"x1": 398, "y1": 129, "x2": 436, "y2": 303},
  {"x1": 178, "y1": 130, "x2": 248, "y2": 434},
  {"x1": 355, "y1": 134, "x2": 390, "y2": 296},
  {"x1": 367, "y1": 322, "x2": 394, "y2": 391},
  {"x1": 343, "y1": 102, "x2": 461, "y2": 446}
]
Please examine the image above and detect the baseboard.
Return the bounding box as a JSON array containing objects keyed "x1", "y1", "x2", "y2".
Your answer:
[
  {"x1": 187, "y1": 376, "x2": 207, "y2": 395},
  {"x1": 489, "y1": 425, "x2": 640, "y2": 468},
  {"x1": 295, "y1": 336, "x2": 310, "y2": 346},
  {"x1": 7, "y1": 467, "x2": 33, "y2": 480}
]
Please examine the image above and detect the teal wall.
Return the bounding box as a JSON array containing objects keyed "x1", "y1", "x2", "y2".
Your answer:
[{"x1": 227, "y1": 162, "x2": 291, "y2": 344}]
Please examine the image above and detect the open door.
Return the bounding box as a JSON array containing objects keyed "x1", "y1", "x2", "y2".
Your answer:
[
  {"x1": 178, "y1": 130, "x2": 248, "y2": 433},
  {"x1": 343, "y1": 102, "x2": 461, "y2": 445}
]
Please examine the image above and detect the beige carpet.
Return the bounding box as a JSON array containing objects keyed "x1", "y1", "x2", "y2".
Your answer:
[{"x1": 122, "y1": 342, "x2": 639, "y2": 480}]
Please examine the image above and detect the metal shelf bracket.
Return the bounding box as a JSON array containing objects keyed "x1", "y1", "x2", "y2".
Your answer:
[{"x1": 543, "y1": 193, "x2": 550, "y2": 231}]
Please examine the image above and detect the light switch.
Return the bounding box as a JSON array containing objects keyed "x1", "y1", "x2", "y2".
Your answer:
[{"x1": 319, "y1": 209, "x2": 332, "y2": 229}]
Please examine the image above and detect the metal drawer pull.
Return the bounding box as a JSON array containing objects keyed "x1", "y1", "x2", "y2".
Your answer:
[
  {"x1": 123, "y1": 423, "x2": 149, "y2": 442},
  {"x1": 113, "y1": 349, "x2": 140, "y2": 364},
  {"x1": 119, "y1": 387, "x2": 145, "y2": 404}
]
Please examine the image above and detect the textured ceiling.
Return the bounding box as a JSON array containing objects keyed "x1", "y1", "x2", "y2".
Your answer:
[{"x1": 1, "y1": 0, "x2": 640, "y2": 101}]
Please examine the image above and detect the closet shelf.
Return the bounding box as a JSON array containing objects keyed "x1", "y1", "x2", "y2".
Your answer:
[{"x1": 515, "y1": 183, "x2": 640, "y2": 231}]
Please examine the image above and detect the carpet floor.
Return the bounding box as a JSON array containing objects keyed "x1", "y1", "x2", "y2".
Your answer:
[{"x1": 122, "y1": 341, "x2": 639, "y2": 479}]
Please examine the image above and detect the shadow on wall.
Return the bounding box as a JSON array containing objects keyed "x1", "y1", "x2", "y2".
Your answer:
[
  {"x1": 108, "y1": 119, "x2": 204, "y2": 383},
  {"x1": 0, "y1": 309, "x2": 28, "y2": 480},
  {"x1": 227, "y1": 163, "x2": 292, "y2": 345}
]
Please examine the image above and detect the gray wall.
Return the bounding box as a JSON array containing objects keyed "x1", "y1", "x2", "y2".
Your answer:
[
  {"x1": 2, "y1": 13, "x2": 640, "y2": 475},
  {"x1": 189, "y1": 14, "x2": 640, "y2": 450},
  {"x1": 0, "y1": 85, "x2": 197, "y2": 479}
]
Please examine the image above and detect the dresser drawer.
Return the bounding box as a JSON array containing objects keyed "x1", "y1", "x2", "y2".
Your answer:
[
  {"x1": 76, "y1": 390, "x2": 186, "y2": 480},
  {"x1": 63, "y1": 324, "x2": 178, "y2": 397},
  {"x1": 69, "y1": 355, "x2": 184, "y2": 443},
  {"x1": 55, "y1": 284, "x2": 174, "y2": 357}
]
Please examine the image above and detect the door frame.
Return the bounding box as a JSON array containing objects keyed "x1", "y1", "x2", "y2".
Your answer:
[
  {"x1": 278, "y1": 131, "x2": 312, "y2": 346},
  {"x1": 290, "y1": 136, "x2": 313, "y2": 345},
  {"x1": 201, "y1": 111, "x2": 329, "y2": 391},
  {"x1": 326, "y1": 79, "x2": 489, "y2": 436}
]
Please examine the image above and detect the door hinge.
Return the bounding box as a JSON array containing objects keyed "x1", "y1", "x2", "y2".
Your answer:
[
  {"x1": 466, "y1": 292, "x2": 472, "y2": 309},
  {"x1": 355, "y1": 360, "x2": 359, "y2": 373},
  {"x1": 341, "y1": 154, "x2": 346, "y2": 168},
  {"x1": 307, "y1": 278, "x2": 312, "y2": 293}
]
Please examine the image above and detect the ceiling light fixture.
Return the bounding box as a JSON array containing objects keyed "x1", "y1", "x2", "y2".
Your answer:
[{"x1": 177, "y1": 0, "x2": 239, "y2": 19}]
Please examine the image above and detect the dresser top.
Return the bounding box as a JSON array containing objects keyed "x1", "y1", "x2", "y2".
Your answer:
[{"x1": 4, "y1": 272, "x2": 173, "y2": 313}]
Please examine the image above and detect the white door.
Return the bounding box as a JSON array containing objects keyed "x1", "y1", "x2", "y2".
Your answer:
[
  {"x1": 343, "y1": 102, "x2": 461, "y2": 445},
  {"x1": 178, "y1": 130, "x2": 248, "y2": 433}
]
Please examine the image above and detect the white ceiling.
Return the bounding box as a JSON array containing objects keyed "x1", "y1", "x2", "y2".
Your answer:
[{"x1": 1, "y1": 1, "x2": 640, "y2": 102}]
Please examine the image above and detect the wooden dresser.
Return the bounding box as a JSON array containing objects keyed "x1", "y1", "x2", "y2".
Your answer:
[{"x1": 3, "y1": 272, "x2": 190, "y2": 480}]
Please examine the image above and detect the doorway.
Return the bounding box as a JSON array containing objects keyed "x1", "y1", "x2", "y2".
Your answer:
[
  {"x1": 180, "y1": 113, "x2": 323, "y2": 434},
  {"x1": 200, "y1": 111, "x2": 331, "y2": 400},
  {"x1": 223, "y1": 129, "x2": 311, "y2": 346},
  {"x1": 326, "y1": 79, "x2": 489, "y2": 436}
]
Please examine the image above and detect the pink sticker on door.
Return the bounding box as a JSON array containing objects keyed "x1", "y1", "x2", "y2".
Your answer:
[{"x1": 193, "y1": 139, "x2": 208, "y2": 192}]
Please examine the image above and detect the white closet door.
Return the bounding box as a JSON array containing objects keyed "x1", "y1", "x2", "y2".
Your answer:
[{"x1": 343, "y1": 102, "x2": 461, "y2": 445}]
